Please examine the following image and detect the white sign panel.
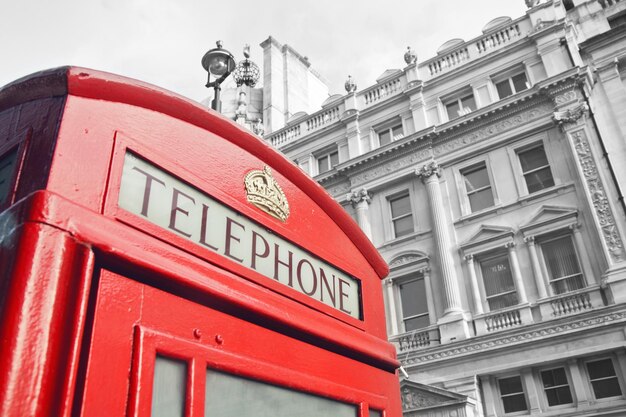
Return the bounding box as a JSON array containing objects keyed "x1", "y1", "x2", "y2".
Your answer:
[{"x1": 118, "y1": 152, "x2": 361, "y2": 319}]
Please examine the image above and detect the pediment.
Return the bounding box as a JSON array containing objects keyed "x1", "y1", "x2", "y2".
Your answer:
[
  {"x1": 520, "y1": 205, "x2": 578, "y2": 236},
  {"x1": 482, "y1": 16, "x2": 512, "y2": 34},
  {"x1": 376, "y1": 69, "x2": 403, "y2": 84},
  {"x1": 460, "y1": 225, "x2": 514, "y2": 254},
  {"x1": 437, "y1": 38, "x2": 465, "y2": 55},
  {"x1": 389, "y1": 251, "x2": 429, "y2": 270},
  {"x1": 400, "y1": 380, "x2": 467, "y2": 411}
]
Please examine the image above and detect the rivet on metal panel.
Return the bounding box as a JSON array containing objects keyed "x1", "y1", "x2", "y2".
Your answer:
[
  {"x1": 215, "y1": 334, "x2": 224, "y2": 344},
  {"x1": 193, "y1": 328, "x2": 202, "y2": 339}
]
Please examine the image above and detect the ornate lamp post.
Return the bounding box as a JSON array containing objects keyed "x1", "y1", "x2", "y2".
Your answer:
[{"x1": 202, "y1": 41, "x2": 260, "y2": 113}]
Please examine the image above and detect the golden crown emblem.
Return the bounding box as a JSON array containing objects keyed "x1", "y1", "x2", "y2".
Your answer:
[{"x1": 244, "y1": 165, "x2": 290, "y2": 222}]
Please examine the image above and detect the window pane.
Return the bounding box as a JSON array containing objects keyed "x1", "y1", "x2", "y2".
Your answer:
[
  {"x1": 502, "y1": 394, "x2": 528, "y2": 413},
  {"x1": 393, "y1": 216, "x2": 414, "y2": 237},
  {"x1": 546, "y1": 386, "x2": 573, "y2": 406},
  {"x1": 588, "y1": 359, "x2": 618, "y2": 380},
  {"x1": 379, "y1": 130, "x2": 391, "y2": 146},
  {"x1": 499, "y1": 376, "x2": 523, "y2": 396},
  {"x1": 329, "y1": 151, "x2": 339, "y2": 167},
  {"x1": 0, "y1": 148, "x2": 18, "y2": 205},
  {"x1": 512, "y1": 73, "x2": 528, "y2": 93},
  {"x1": 390, "y1": 194, "x2": 411, "y2": 218},
  {"x1": 481, "y1": 255, "x2": 514, "y2": 295},
  {"x1": 587, "y1": 359, "x2": 623, "y2": 399},
  {"x1": 525, "y1": 168, "x2": 555, "y2": 193},
  {"x1": 496, "y1": 80, "x2": 513, "y2": 99},
  {"x1": 463, "y1": 165, "x2": 490, "y2": 190},
  {"x1": 404, "y1": 315, "x2": 431, "y2": 331},
  {"x1": 468, "y1": 188, "x2": 495, "y2": 212},
  {"x1": 399, "y1": 278, "x2": 429, "y2": 331},
  {"x1": 205, "y1": 369, "x2": 357, "y2": 417},
  {"x1": 152, "y1": 356, "x2": 187, "y2": 417},
  {"x1": 498, "y1": 376, "x2": 528, "y2": 413},
  {"x1": 542, "y1": 368, "x2": 567, "y2": 388},
  {"x1": 392, "y1": 125, "x2": 404, "y2": 140},
  {"x1": 519, "y1": 146, "x2": 549, "y2": 172},
  {"x1": 542, "y1": 236, "x2": 584, "y2": 294},
  {"x1": 461, "y1": 95, "x2": 476, "y2": 112},
  {"x1": 317, "y1": 156, "x2": 329, "y2": 174},
  {"x1": 369, "y1": 410, "x2": 382, "y2": 417},
  {"x1": 592, "y1": 379, "x2": 623, "y2": 398},
  {"x1": 541, "y1": 368, "x2": 573, "y2": 406},
  {"x1": 446, "y1": 101, "x2": 460, "y2": 120}
]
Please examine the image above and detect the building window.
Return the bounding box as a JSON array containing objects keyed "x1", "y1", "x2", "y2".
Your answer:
[
  {"x1": 461, "y1": 162, "x2": 494, "y2": 213},
  {"x1": 398, "y1": 276, "x2": 429, "y2": 332},
  {"x1": 388, "y1": 193, "x2": 414, "y2": 238},
  {"x1": 498, "y1": 376, "x2": 528, "y2": 414},
  {"x1": 495, "y1": 72, "x2": 529, "y2": 99},
  {"x1": 518, "y1": 145, "x2": 554, "y2": 193},
  {"x1": 378, "y1": 123, "x2": 404, "y2": 147},
  {"x1": 586, "y1": 358, "x2": 623, "y2": 399},
  {"x1": 445, "y1": 92, "x2": 476, "y2": 120},
  {"x1": 541, "y1": 367, "x2": 573, "y2": 406},
  {"x1": 317, "y1": 150, "x2": 338, "y2": 174},
  {"x1": 540, "y1": 235, "x2": 585, "y2": 295},
  {"x1": 480, "y1": 253, "x2": 518, "y2": 310}
]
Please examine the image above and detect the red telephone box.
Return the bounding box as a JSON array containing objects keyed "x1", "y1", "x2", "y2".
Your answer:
[{"x1": 0, "y1": 67, "x2": 401, "y2": 417}]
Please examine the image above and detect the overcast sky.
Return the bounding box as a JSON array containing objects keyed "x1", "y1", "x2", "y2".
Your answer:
[{"x1": 1, "y1": 0, "x2": 529, "y2": 103}]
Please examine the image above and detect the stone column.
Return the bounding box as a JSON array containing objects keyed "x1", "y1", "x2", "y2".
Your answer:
[
  {"x1": 416, "y1": 161, "x2": 463, "y2": 315},
  {"x1": 421, "y1": 267, "x2": 437, "y2": 325},
  {"x1": 348, "y1": 188, "x2": 372, "y2": 240},
  {"x1": 570, "y1": 224, "x2": 595, "y2": 285},
  {"x1": 524, "y1": 236, "x2": 548, "y2": 299},
  {"x1": 506, "y1": 242, "x2": 528, "y2": 303},
  {"x1": 384, "y1": 279, "x2": 399, "y2": 335},
  {"x1": 464, "y1": 255, "x2": 484, "y2": 315}
]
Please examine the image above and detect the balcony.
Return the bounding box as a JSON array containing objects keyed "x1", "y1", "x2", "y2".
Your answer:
[
  {"x1": 474, "y1": 304, "x2": 533, "y2": 336},
  {"x1": 536, "y1": 285, "x2": 603, "y2": 321},
  {"x1": 390, "y1": 326, "x2": 441, "y2": 353}
]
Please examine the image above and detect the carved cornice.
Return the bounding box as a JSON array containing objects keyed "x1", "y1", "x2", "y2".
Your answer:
[
  {"x1": 402, "y1": 309, "x2": 626, "y2": 366},
  {"x1": 553, "y1": 102, "x2": 589, "y2": 129}
]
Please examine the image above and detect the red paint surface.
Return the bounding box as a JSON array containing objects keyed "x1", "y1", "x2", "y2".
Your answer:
[{"x1": 0, "y1": 67, "x2": 401, "y2": 417}]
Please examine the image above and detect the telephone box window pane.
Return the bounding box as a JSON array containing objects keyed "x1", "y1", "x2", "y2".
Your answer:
[
  {"x1": 0, "y1": 148, "x2": 18, "y2": 205},
  {"x1": 152, "y1": 356, "x2": 187, "y2": 417},
  {"x1": 205, "y1": 370, "x2": 357, "y2": 417},
  {"x1": 369, "y1": 410, "x2": 382, "y2": 417}
]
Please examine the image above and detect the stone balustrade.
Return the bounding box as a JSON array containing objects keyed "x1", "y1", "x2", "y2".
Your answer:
[
  {"x1": 535, "y1": 286, "x2": 602, "y2": 320},
  {"x1": 484, "y1": 309, "x2": 522, "y2": 332},
  {"x1": 598, "y1": 0, "x2": 623, "y2": 8},
  {"x1": 268, "y1": 103, "x2": 343, "y2": 149},
  {"x1": 390, "y1": 326, "x2": 441, "y2": 353},
  {"x1": 419, "y1": 18, "x2": 532, "y2": 81},
  {"x1": 362, "y1": 77, "x2": 404, "y2": 106},
  {"x1": 474, "y1": 304, "x2": 533, "y2": 336}
]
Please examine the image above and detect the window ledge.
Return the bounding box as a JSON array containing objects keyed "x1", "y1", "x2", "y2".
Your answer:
[
  {"x1": 516, "y1": 182, "x2": 575, "y2": 205},
  {"x1": 378, "y1": 230, "x2": 431, "y2": 251}
]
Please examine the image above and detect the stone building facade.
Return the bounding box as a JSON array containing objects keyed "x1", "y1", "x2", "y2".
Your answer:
[{"x1": 259, "y1": 0, "x2": 626, "y2": 416}]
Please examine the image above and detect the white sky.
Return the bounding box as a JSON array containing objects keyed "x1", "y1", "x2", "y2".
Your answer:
[{"x1": 1, "y1": 0, "x2": 528, "y2": 103}]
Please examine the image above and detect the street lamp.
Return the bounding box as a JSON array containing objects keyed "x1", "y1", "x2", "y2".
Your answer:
[
  {"x1": 202, "y1": 41, "x2": 260, "y2": 113},
  {"x1": 202, "y1": 40, "x2": 236, "y2": 112}
]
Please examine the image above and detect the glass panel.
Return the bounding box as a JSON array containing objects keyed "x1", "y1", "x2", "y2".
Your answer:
[
  {"x1": 498, "y1": 376, "x2": 528, "y2": 413},
  {"x1": 0, "y1": 148, "x2": 18, "y2": 205},
  {"x1": 463, "y1": 165, "x2": 490, "y2": 190},
  {"x1": 390, "y1": 194, "x2": 411, "y2": 218},
  {"x1": 317, "y1": 156, "x2": 329, "y2": 174},
  {"x1": 379, "y1": 130, "x2": 391, "y2": 146},
  {"x1": 392, "y1": 125, "x2": 404, "y2": 140},
  {"x1": 499, "y1": 376, "x2": 523, "y2": 395},
  {"x1": 400, "y1": 278, "x2": 428, "y2": 331},
  {"x1": 512, "y1": 72, "x2": 528, "y2": 93},
  {"x1": 446, "y1": 101, "x2": 460, "y2": 120},
  {"x1": 393, "y1": 216, "x2": 414, "y2": 238},
  {"x1": 496, "y1": 80, "x2": 513, "y2": 99},
  {"x1": 460, "y1": 94, "x2": 476, "y2": 112},
  {"x1": 481, "y1": 255, "x2": 518, "y2": 310},
  {"x1": 588, "y1": 358, "x2": 618, "y2": 380},
  {"x1": 541, "y1": 236, "x2": 584, "y2": 294},
  {"x1": 329, "y1": 151, "x2": 339, "y2": 168},
  {"x1": 587, "y1": 359, "x2": 623, "y2": 399},
  {"x1": 151, "y1": 356, "x2": 187, "y2": 417},
  {"x1": 519, "y1": 146, "x2": 549, "y2": 172},
  {"x1": 468, "y1": 188, "x2": 495, "y2": 212},
  {"x1": 525, "y1": 167, "x2": 555, "y2": 193},
  {"x1": 369, "y1": 409, "x2": 382, "y2": 417},
  {"x1": 404, "y1": 315, "x2": 430, "y2": 331},
  {"x1": 592, "y1": 379, "x2": 623, "y2": 398},
  {"x1": 541, "y1": 368, "x2": 573, "y2": 406},
  {"x1": 205, "y1": 369, "x2": 357, "y2": 417}
]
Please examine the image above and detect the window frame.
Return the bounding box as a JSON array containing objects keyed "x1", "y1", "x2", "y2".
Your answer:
[
  {"x1": 584, "y1": 356, "x2": 625, "y2": 400},
  {"x1": 537, "y1": 232, "x2": 586, "y2": 296},
  {"x1": 496, "y1": 374, "x2": 529, "y2": 415},
  {"x1": 539, "y1": 366, "x2": 574, "y2": 408},
  {"x1": 395, "y1": 273, "x2": 430, "y2": 333},
  {"x1": 508, "y1": 136, "x2": 557, "y2": 197},
  {"x1": 477, "y1": 250, "x2": 519, "y2": 312},
  {"x1": 375, "y1": 119, "x2": 404, "y2": 148},
  {"x1": 442, "y1": 87, "x2": 477, "y2": 121},
  {"x1": 315, "y1": 147, "x2": 339, "y2": 175},
  {"x1": 492, "y1": 67, "x2": 530, "y2": 100},
  {"x1": 386, "y1": 190, "x2": 415, "y2": 240},
  {"x1": 455, "y1": 157, "x2": 498, "y2": 217}
]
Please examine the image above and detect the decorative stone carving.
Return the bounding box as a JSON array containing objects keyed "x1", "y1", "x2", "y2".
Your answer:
[
  {"x1": 553, "y1": 102, "x2": 589, "y2": 129},
  {"x1": 404, "y1": 46, "x2": 418, "y2": 65},
  {"x1": 252, "y1": 118, "x2": 264, "y2": 137},
  {"x1": 350, "y1": 148, "x2": 432, "y2": 186},
  {"x1": 526, "y1": 0, "x2": 541, "y2": 8},
  {"x1": 433, "y1": 104, "x2": 553, "y2": 156},
  {"x1": 570, "y1": 130, "x2": 625, "y2": 261},
  {"x1": 402, "y1": 310, "x2": 626, "y2": 365},
  {"x1": 389, "y1": 254, "x2": 421, "y2": 268},
  {"x1": 401, "y1": 387, "x2": 450, "y2": 410},
  {"x1": 348, "y1": 188, "x2": 371, "y2": 205},
  {"x1": 416, "y1": 160, "x2": 441, "y2": 181}
]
